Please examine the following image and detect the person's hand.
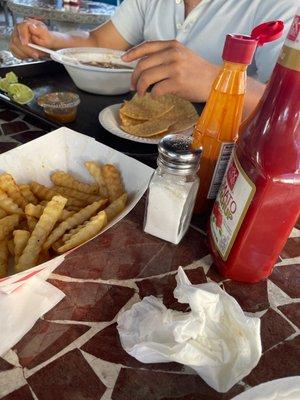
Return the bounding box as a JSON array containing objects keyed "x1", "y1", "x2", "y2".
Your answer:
[
  {"x1": 9, "y1": 19, "x2": 54, "y2": 59},
  {"x1": 122, "y1": 40, "x2": 220, "y2": 102}
]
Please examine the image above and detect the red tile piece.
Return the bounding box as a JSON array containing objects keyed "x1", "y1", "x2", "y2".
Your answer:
[
  {"x1": 245, "y1": 336, "x2": 300, "y2": 386},
  {"x1": 206, "y1": 263, "x2": 224, "y2": 283},
  {"x1": 278, "y1": 303, "x2": 300, "y2": 328},
  {"x1": 0, "y1": 142, "x2": 19, "y2": 154},
  {"x1": 56, "y1": 203, "x2": 208, "y2": 280},
  {"x1": 280, "y1": 237, "x2": 300, "y2": 259},
  {"x1": 2, "y1": 121, "x2": 28, "y2": 135},
  {"x1": 45, "y1": 280, "x2": 134, "y2": 322},
  {"x1": 81, "y1": 323, "x2": 183, "y2": 372},
  {"x1": 1, "y1": 385, "x2": 34, "y2": 400},
  {"x1": 260, "y1": 309, "x2": 295, "y2": 352},
  {"x1": 27, "y1": 349, "x2": 106, "y2": 400},
  {"x1": 137, "y1": 267, "x2": 207, "y2": 311},
  {"x1": 0, "y1": 109, "x2": 19, "y2": 122},
  {"x1": 140, "y1": 229, "x2": 208, "y2": 279},
  {"x1": 13, "y1": 130, "x2": 46, "y2": 144},
  {"x1": 112, "y1": 368, "x2": 244, "y2": 400},
  {"x1": 0, "y1": 357, "x2": 14, "y2": 372},
  {"x1": 223, "y1": 280, "x2": 269, "y2": 312},
  {"x1": 56, "y1": 219, "x2": 165, "y2": 280},
  {"x1": 14, "y1": 319, "x2": 89, "y2": 369},
  {"x1": 269, "y1": 264, "x2": 300, "y2": 298}
]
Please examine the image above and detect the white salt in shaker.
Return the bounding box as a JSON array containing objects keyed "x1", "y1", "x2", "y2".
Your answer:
[{"x1": 144, "y1": 134, "x2": 202, "y2": 244}]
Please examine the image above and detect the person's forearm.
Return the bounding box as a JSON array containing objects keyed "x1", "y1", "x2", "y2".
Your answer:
[
  {"x1": 49, "y1": 31, "x2": 98, "y2": 50},
  {"x1": 243, "y1": 77, "x2": 266, "y2": 119},
  {"x1": 50, "y1": 21, "x2": 131, "y2": 51}
]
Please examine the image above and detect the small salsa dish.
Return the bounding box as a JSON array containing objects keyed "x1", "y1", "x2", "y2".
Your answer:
[{"x1": 38, "y1": 92, "x2": 80, "y2": 123}]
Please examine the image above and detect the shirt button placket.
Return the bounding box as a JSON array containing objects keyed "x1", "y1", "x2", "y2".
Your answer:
[{"x1": 175, "y1": 0, "x2": 184, "y2": 37}]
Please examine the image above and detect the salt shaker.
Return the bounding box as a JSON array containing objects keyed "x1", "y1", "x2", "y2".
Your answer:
[{"x1": 144, "y1": 134, "x2": 202, "y2": 244}]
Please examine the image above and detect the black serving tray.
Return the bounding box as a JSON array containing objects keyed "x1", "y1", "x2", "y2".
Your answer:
[
  {"x1": 0, "y1": 60, "x2": 158, "y2": 159},
  {"x1": 0, "y1": 60, "x2": 204, "y2": 164}
]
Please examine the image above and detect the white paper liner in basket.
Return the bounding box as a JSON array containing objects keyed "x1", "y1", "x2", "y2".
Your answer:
[{"x1": 0, "y1": 127, "x2": 153, "y2": 293}]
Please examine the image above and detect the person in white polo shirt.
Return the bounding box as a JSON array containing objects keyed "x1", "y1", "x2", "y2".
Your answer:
[{"x1": 10, "y1": 0, "x2": 298, "y2": 115}]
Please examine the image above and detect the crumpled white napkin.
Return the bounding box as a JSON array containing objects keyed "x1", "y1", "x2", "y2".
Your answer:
[
  {"x1": 117, "y1": 267, "x2": 261, "y2": 393},
  {"x1": 0, "y1": 276, "x2": 65, "y2": 356}
]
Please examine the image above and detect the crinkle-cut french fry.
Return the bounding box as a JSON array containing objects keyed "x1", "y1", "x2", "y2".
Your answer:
[
  {"x1": 13, "y1": 230, "x2": 30, "y2": 264},
  {"x1": 85, "y1": 161, "x2": 108, "y2": 198},
  {"x1": 0, "y1": 174, "x2": 27, "y2": 209},
  {"x1": 62, "y1": 215, "x2": 99, "y2": 242},
  {"x1": 43, "y1": 199, "x2": 107, "y2": 250},
  {"x1": 0, "y1": 214, "x2": 19, "y2": 241},
  {"x1": 0, "y1": 197, "x2": 23, "y2": 215},
  {"x1": 0, "y1": 240, "x2": 8, "y2": 278},
  {"x1": 57, "y1": 211, "x2": 107, "y2": 253},
  {"x1": 59, "y1": 210, "x2": 76, "y2": 221},
  {"x1": 30, "y1": 182, "x2": 82, "y2": 207},
  {"x1": 30, "y1": 181, "x2": 57, "y2": 202},
  {"x1": 25, "y1": 203, "x2": 75, "y2": 222},
  {"x1": 51, "y1": 171, "x2": 98, "y2": 194},
  {"x1": 104, "y1": 193, "x2": 127, "y2": 222},
  {"x1": 26, "y1": 215, "x2": 38, "y2": 232},
  {"x1": 63, "y1": 225, "x2": 83, "y2": 242},
  {"x1": 0, "y1": 189, "x2": 23, "y2": 215},
  {"x1": 102, "y1": 164, "x2": 125, "y2": 203},
  {"x1": 52, "y1": 239, "x2": 64, "y2": 252},
  {"x1": 16, "y1": 195, "x2": 67, "y2": 272},
  {"x1": 7, "y1": 239, "x2": 14, "y2": 256},
  {"x1": 19, "y1": 184, "x2": 38, "y2": 205},
  {"x1": 53, "y1": 186, "x2": 101, "y2": 204},
  {"x1": 65, "y1": 206, "x2": 81, "y2": 212},
  {"x1": 25, "y1": 203, "x2": 44, "y2": 219},
  {"x1": 0, "y1": 208, "x2": 7, "y2": 219}
]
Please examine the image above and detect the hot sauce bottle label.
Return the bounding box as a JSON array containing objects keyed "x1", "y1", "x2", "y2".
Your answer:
[
  {"x1": 207, "y1": 142, "x2": 235, "y2": 199},
  {"x1": 210, "y1": 151, "x2": 256, "y2": 260}
]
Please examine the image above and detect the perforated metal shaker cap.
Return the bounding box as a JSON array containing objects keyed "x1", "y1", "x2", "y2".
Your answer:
[{"x1": 157, "y1": 134, "x2": 202, "y2": 175}]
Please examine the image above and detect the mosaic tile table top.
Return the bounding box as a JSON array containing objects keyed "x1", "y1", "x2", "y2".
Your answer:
[
  {"x1": 0, "y1": 106, "x2": 49, "y2": 152},
  {"x1": 0, "y1": 104, "x2": 298, "y2": 399},
  {"x1": 8, "y1": 0, "x2": 115, "y2": 24},
  {"x1": 0, "y1": 184, "x2": 299, "y2": 400}
]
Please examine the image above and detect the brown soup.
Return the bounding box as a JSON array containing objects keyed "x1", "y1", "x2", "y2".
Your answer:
[{"x1": 81, "y1": 61, "x2": 133, "y2": 70}]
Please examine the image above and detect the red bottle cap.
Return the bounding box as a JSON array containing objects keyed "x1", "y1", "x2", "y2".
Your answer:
[
  {"x1": 222, "y1": 35, "x2": 257, "y2": 64},
  {"x1": 222, "y1": 20, "x2": 284, "y2": 65},
  {"x1": 251, "y1": 21, "x2": 284, "y2": 46}
]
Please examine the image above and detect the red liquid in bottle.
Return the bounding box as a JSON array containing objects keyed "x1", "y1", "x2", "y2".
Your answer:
[{"x1": 208, "y1": 13, "x2": 300, "y2": 282}]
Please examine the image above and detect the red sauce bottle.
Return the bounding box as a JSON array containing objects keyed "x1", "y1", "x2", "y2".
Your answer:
[{"x1": 208, "y1": 9, "x2": 300, "y2": 283}]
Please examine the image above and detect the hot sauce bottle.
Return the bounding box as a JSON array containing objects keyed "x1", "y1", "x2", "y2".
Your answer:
[
  {"x1": 192, "y1": 22, "x2": 283, "y2": 215},
  {"x1": 208, "y1": 9, "x2": 300, "y2": 283}
]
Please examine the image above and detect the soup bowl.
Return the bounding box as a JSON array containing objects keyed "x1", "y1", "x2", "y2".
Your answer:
[{"x1": 51, "y1": 47, "x2": 136, "y2": 95}]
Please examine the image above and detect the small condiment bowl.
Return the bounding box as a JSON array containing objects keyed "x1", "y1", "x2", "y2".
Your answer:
[
  {"x1": 50, "y1": 47, "x2": 136, "y2": 95},
  {"x1": 37, "y1": 92, "x2": 80, "y2": 123}
]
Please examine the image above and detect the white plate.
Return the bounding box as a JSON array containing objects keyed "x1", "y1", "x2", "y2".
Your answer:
[
  {"x1": 99, "y1": 103, "x2": 160, "y2": 145},
  {"x1": 232, "y1": 377, "x2": 300, "y2": 400}
]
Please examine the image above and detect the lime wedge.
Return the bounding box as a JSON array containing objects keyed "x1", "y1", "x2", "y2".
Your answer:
[
  {"x1": 7, "y1": 83, "x2": 34, "y2": 105},
  {"x1": 0, "y1": 72, "x2": 18, "y2": 92},
  {"x1": 5, "y1": 71, "x2": 18, "y2": 84},
  {"x1": 0, "y1": 78, "x2": 10, "y2": 92}
]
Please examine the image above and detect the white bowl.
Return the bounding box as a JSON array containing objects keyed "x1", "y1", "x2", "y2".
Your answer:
[{"x1": 51, "y1": 47, "x2": 135, "y2": 95}]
